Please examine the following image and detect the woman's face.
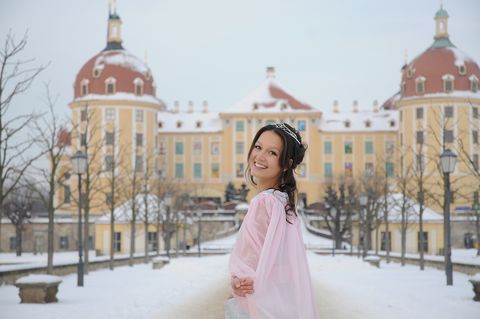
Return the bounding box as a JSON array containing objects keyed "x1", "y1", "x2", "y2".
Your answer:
[{"x1": 249, "y1": 130, "x2": 284, "y2": 187}]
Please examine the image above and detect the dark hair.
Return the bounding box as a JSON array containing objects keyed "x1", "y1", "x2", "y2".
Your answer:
[{"x1": 245, "y1": 122, "x2": 307, "y2": 223}]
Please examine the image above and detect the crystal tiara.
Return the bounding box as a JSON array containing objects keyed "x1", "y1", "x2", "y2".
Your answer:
[{"x1": 273, "y1": 123, "x2": 301, "y2": 145}]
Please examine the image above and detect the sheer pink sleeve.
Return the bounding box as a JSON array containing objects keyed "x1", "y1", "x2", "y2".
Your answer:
[{"x1": 229, "y1": 192, "x2": 319, "y2": 319}]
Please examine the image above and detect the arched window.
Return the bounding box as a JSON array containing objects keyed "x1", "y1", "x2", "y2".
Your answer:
[
  {"x1": 470, "y1": 75, "x2": 479, "y2": 93},
  {"x1": 133, "y1": 78, "x2": 144, "y2": 96},
  {"x1": 442, "y1": 74, "x2": 454, "y2": 93},
  {"x1": 458, "y1": 65, "x2": 466, "y2": 75},
  {"x1": 415, "y1": 76, "x2": 426, "y2": 94},
  {"x1": 80, "y1": 79, "x2": 89, "y2": 96},
  {"x1": 105, "y1": 77, "x2": 116, "y2": 95}
]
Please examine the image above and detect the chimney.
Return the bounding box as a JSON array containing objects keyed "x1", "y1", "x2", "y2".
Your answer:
[
  {"x1": 266, "y1": 66, "x2": 275, "y2": 79},
  {"x1": 373, "y1": 100, "x2": 379, "y2": 112},
  {"x1": 187, "y1": 100, "x2": 193, "y2": 113},
  {"x1": 333, "y1": 100, "x2": 339, "y2": 113},
  {"x1": 173, "y1": 100, "x2": 179, "y2": 113},
  {"x1": 202, "y1": 100, "x2": 208, "y2": 113},
  {"x1": 352, "y1": 100, "x2": 359, "y2": 113}
]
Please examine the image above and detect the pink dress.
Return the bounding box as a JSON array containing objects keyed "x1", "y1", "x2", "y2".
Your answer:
[{"x1": 228, "y1": 189, "x2": 319, "y2": 319}]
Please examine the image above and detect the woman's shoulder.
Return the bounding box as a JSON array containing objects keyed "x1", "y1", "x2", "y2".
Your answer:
[{"x1": 253, "y1": 189, "x2": 288, "y2": 204}]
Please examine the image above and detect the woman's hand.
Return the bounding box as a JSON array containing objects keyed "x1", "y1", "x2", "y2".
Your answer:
[{"x1": 231, "y1": 276, "x2": 255, "y2": 297}]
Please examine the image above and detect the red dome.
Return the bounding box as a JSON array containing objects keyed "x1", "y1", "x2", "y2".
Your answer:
[
  {"x1": 74, "y1": 49, "x2": 156, "y2": 99},
  {"x1": 402, "y1": 46, "x2": 480, "y2": 98}
]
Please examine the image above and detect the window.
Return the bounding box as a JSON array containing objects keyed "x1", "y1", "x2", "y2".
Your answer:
[
  {"x1": 9, "y1": 237, "x2": 15, "y2": 251},
  {"x1": 415, "y1": 77, "x2": 425, "y2": 94},
  {"x1": 416, "y1": 107, "x2": 424, "y2": 119},
  {"x1": 416, "y1": 131, "x2": 424, "y2": 144},
  {"x1": 444, "y1": 106, "x2": 454, "y2": 118},
  {"x1": 344, "y1": 121, "x2": 351, "y2": 128},
  {"x1": 147, "y1": 232, "x2": 157, "y2": 252},
  {"x1": 175, "y1": 142, "x2": 184, "y2": 155},
  {"x1": 211, "y1": 142, "x2": 219, "y2": 155},
  {"x1": 105, "y1": 155, "x2": 114, "y2": 171},
  {"x1": 81, "y1": 80, "x2": 89, "y2": 96},
  {"x1": 114, "y1": 232, "x2": 121, "y2": 252},
  {"x1": 386, "y1": 162, "x2": 394, "y2": 177},
  {"x1": 365, "y1": 141, "x2": 373, "y2": 154},
  {"x1": 473, "y1": 131, "x2": 478, "y2": 144},
  {"x1": 211, "y1": 163, "x2": 220, "y2": 178},
  {"x1": 473, "y1": 107, "x2": 479, "y2": 119},
  {"x1": 444, "y1": 129, "x2": 454, "y2": 143},
  {"x1": 236, "y1": 163, "x2": 244, "y2": 178},
  {"x1": 175, "y1": 163, "x2": 184, "y2": 178},
  {"x1": 158, "y1": 121, "x2": 163, "y2": 129},
  {"x1": 235, "y1": 142, "x2": 244, "y2": 154},
  {"x1": 135, "y1": 156, "x2": 143, "y2": 172},
  {"x1": 324, "y1": 141, "x2": 332, "y2": 154},
  {"x1": 416, "y1": 154, "x2": 425, "y2": 172},
  {"x1": 80, "y1": 133, "x2": 87, "y2": 146},
  {"x1": 389, "y1": 120, "x2": 395, "y2": 127},
  {"x1": 193, "y1": 141, "x2": 202, "y2": 155},
  {"x1": 365, "y1": 162, "x2": 374, "y2": 177},
  {"x1": 471, "y1": 78, "x2": 479, "y2": 93},
  {"x1": 458, "y1": 65, "x2": 466, "y2": 75},
  {"x1": 297, "y1": 120, "x2": 306, "y2": 132},
  {"x1": 93, "y1": 67, "x2": 101, "y2": 78},
  {"x1": 134, "y1": 78, "x2": 144, "y2": 96},
  {"x1": 105, "y1": 108, "x2": 115, "y2": 121},
  {"x1": 235, "y1": 120, "x2": 245, "y2": 132},
  {"x1": 196, "y1": 121, "x2": 202, "y2": 128},
  {"x1": 59, "y1": 236, "x2": 69, "y2": 250},
  {"x1": 365, "y1": 120, "x2": 371, "y2": 128},
  {"x1": 176, "y1": 121, "x2": 182, "y2": 128},
  {"x1": 194, "y1": 163, "x2": 202, "y2": 178},
  {"x1": 105, "y1": 131, "x2": 114, "y2": 145},
  {"x1": 81, "y1": 109, "x2": 87, "y2": 122},
  {"x1": 159, "y1": 141, "x2": 166, "y2": 155},
  {"x1": 344, "y1": 162, "x2": 353, "y2": 177},
  {"x1": 63, "y1": 185, "x2": 71, "y2": 204},
  {"x1": 136, "y1": 133, "x2": 143, "y2": 147},
  {"x1": 324, "y1": 163, "x2": 332, "y2": 178},
  {"x1": 381, "y1": 232, "x2": 392, "y2": 251},
  {"x1": 344, "y1": 141, "x2": 353, "y2": 154},
  {"x1": 135, "y1": 110, "x2": 144, "y2": 122},
  {"x1": 473, "y1": 154, "x2": 479, "y2": 171},
  {"x1": 106, "y1": 77, "x2": 116, "y2": 95},
  {"x1": 443, "y1": 75, "x2": 454, "y2": 93},
  {"x1": 417, "y1": 232, "x2": 429, "y2": 253},
  {"x1": 407, "y1": 68, "x2": 413, "y2": 79}
]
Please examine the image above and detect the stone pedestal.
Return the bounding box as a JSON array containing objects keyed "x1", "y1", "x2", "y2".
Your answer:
[
  {"x1": 15, "y1": 275, "x2": 62, "y2": 303},
  {"x1": 152, "y1": 257, "x2": 170, "y2": 270},
  {"x1": 469, "y1": 279, "x2": 480, "y2": 302}
]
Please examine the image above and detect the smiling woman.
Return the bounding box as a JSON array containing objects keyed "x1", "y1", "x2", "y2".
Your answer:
[{"x1": 225, "y1": 123, "x2": 318, "y2": 319}]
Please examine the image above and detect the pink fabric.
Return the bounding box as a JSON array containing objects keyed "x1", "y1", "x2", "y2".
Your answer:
[{"x1": 229, "y1": 189, "x2": 319, "y2": 319}]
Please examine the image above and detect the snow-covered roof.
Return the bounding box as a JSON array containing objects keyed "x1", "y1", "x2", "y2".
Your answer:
[
  {"x1": 94, "y1": 49, "x2": 149, "y2": 74},
  {"x1": 385, "y1": 193, "x2": 443, "y2": 222},
  {"x1": 222, "y1": 71, "x2": 317, "y2": 114},
  {"x1": 73, "y1": 92, "x2": 165, "y2": 106},
  {"x1": 97, "y1": 194, "x2": 166, "y2": 223},
  {"x1": 320, "y1": 108, "x2": 399, "y2": 132},
  {"x1": 401, "y1": 90, "x2": 480, "y2": 101},
  {"x1": 157, "y1": 111, "x2": 222, "y2": 133}
]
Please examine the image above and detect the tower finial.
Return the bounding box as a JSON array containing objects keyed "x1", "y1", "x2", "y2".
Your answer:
[
  {"x1": 144, "y1": 50, "x2": 148, "y2": 65},
  {"x1": 404, "y1": 49, "x2": 408, "y2": 65}
]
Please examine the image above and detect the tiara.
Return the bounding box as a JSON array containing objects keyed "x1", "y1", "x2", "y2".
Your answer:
[{"x1": 274, "y1": 123, "x2": 301, "y2": 145}]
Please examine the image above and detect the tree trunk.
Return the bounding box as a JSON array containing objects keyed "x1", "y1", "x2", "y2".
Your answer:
[
  {"x1": 0, "y1": 206, "x2": 3, "y2": 253},
  {"x1": 47, "y1": 202, "x2": 54, "y2": 274},
  {"x1": 419, "y1": 210, "x2": 425, "y2": 270},
  {"x1": 129, "y1": 212, "x2": 136, "y2": 267},
  {"x1": 15, "y1": 224, "x2": 22, "y2": 256},
  {"x1": 109, "y1": 209, "x2": 114, "y2": 270},
  {"x1": 384, "y1": 211, "x2": 391, "y2": 263}
]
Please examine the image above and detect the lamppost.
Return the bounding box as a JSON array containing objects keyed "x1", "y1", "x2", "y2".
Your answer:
[
  {"x1": 164, "y1": 192, "x2": 172, "y2": 258},
  {"x1": 71, "y1": 150, "x2": 87, "y2": 287},
  {"x1": 359, "y1": 192, "x2": 368, "y2": 258},
  {"x1": 196, "y1": 211, "x2": 202, "y2": 257},
  {"x1": 440, "y1": 149, "x2": 457, "y2": 286}
]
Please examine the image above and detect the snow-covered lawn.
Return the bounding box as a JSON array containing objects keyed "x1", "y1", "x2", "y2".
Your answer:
[{"x1": 1, "y1": 252, "x2": 479, "y2": 318}]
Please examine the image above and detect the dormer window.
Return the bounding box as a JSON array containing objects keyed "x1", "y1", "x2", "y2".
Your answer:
[
  {"x1": 407, "y1": 67, "x2": 414, "y2": 79},
  {"x1": 80, "y1": 79, "x2": 89, "y2": 96},
  {"x1": 442, "y1": 74, "x2": 454, "y2": 93},
  {"x1": 458, "y1": 65, "x2": 466, "y2": 75},
  {"x1": 145, "y1": 70, "x2": 151, "y2": 80},
  {"x1": 365, "y1": 120, "x2": 371, "y2": 128},
  {"x1": 415, "y1": 76, "x2": 426, "y2": 94},
  {"x1": 176, "y1": 121, "x2": 182, "y2": 128},
  {"x1": 196, "y1": 121, "x2": 202, "y2": 128},
  {"x1": 158, "y1": 121, "x2": 163, "y2": 128},
  {"x1": 344, "y1": 120, "x2": 351, "y2": 128},
  {"x1": 133, "y1": 78, "x2": 144, "y2": 96},
  {"x1": 253, "y1": 103, "x2": 259, "y2": 110},
  {"x1": 105, "y1": 77, "x2": 116, "y2": 95},
  {"x1": 281, "y1": 103, "x2": 287, "y2": 110},
  {"x1": 92, "y1": 67, "x2": 102, "y2": 78},
  {"x1": 389, "y1": 120, "x2": 395, "y2": 127},
  {"x1": 470, "y1": 75, "x2": 479, "y2": 93}
]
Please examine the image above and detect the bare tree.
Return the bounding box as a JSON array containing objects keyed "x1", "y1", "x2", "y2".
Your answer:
[
  {"x1": 0, "y1": 31, "x2": 46, "y2": 251},
  {"x1": 141, "y1": 149, "x2": 155, "y2": 262},
  {"x1": 31, "y1": 83, "x2": 70, "y2": 273},
  {"x1": 4, "y1": 178, "x2": 35, "y2": 256}
]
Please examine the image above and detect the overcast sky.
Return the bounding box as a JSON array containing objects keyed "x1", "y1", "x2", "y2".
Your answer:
[{"x1": 1, "y1": 0, "x2": 479, "y2": 118}]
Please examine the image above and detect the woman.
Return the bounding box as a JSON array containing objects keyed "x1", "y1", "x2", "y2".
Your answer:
[{"x1": 225, "y1": 122, "x2": 319, "y2": 319}]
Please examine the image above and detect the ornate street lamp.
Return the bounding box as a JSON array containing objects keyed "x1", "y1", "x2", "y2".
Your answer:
[
  {"x1": 359, "y1": 192, "x2": 368, "y2": 258},
  {"x1": 440, "y1": 149, "x2": 457, "y2": 286},
  {"x1": 71, "y1": 150, "x2": 87, "y2": 287}
]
